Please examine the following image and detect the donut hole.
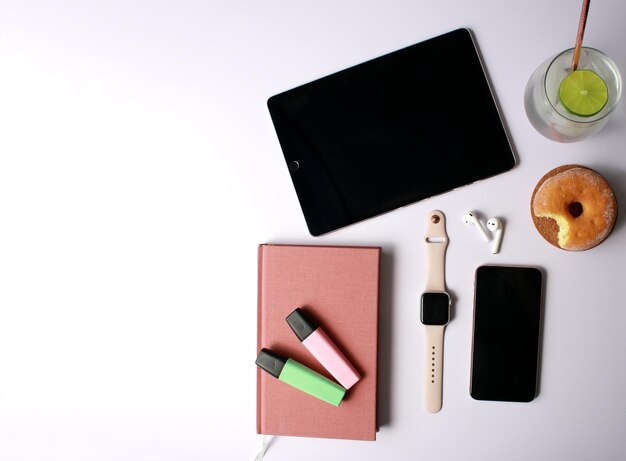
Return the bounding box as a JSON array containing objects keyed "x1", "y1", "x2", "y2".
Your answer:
[{"x1": 568, "y1": 201, "x2": 584, "y2": 218}]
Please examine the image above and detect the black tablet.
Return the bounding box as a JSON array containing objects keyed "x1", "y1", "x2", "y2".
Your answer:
[{"x1": 268, "y1": 28, "x2": 515, "y2": 236}]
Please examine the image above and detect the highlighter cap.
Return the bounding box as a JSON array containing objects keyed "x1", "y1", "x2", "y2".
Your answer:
[
  {"x1": 255, "y1": 348, "x2": 287, "y2": 379},
  {"x1": 286, "y1": 308, "x2": 319, "y2": 342}
]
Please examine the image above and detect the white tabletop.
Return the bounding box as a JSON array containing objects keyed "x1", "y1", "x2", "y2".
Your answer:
[{"x1": 1, "y1": 1, "x2": 625, "y2": 460}]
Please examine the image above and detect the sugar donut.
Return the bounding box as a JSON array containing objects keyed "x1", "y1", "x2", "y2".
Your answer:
[{"x1": 531, "y1": 165, "x2": 617, "y2": 251}]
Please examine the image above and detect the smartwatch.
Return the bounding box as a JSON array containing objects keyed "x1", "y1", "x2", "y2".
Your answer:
[{"x1": 420, "y1": 210, "x2": 451, "y2": 413}]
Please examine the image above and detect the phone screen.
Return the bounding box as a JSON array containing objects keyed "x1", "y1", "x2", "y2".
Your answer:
[{"x1": 470, "y1": 265, "x2": 543, "y2": 402}]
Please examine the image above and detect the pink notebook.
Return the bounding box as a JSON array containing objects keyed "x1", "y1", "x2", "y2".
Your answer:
[{"x1": 257, "y1": 244, "x2": 380, "y2": 441}]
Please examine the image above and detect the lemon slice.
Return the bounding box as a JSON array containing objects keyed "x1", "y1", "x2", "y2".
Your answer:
[{"x1": 559, "y1": 69, "x2": 609, "y2": 117}]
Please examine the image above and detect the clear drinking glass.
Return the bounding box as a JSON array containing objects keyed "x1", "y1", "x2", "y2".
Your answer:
[{"x1": 524, "y1": 47, "x2": 621, "y2": 142}]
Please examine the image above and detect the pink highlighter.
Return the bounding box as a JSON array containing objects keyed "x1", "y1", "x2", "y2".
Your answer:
[{"x1": 286, "y1": 307, "x2": 361, "y2": 389}]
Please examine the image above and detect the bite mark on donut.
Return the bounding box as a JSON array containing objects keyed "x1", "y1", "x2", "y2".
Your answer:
[{"x1": 533, "y1": 211, "x2": 573, "y2": 249}]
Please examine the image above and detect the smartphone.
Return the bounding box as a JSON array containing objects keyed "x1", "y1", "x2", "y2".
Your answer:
[{"x1": 470, "y1": 265, "x2": 543, "y2": 402}]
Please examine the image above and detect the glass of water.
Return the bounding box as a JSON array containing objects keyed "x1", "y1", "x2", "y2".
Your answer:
[{"x1": 524, "y1": 47, "x2": 621, "y2": 142}]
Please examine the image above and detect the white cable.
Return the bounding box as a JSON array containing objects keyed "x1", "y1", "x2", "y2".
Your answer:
[{"x1": 254, "y1": 435, "x2": 274, "y2": 461}]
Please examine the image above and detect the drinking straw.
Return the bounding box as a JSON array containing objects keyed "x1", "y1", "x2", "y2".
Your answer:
[{"x1": 571, "y1": 0, "x2": 591, "y2": 71}]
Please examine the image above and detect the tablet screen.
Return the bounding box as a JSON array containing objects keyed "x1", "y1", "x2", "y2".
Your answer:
[{"x1": 268, "y1": 29, "x2": 515, "y2": 235}]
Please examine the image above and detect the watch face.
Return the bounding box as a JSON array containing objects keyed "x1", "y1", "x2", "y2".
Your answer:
[{"x1": 421, "y1": 292, "x2": 450, "y2": 325}]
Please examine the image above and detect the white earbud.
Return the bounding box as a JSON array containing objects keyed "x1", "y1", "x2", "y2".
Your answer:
[
  {"x1": 487, "y1": 218, "x2": 503, "y2": 254},
  {"x1": 463, "y1": 211, "x2": 491, "y2": 242}
]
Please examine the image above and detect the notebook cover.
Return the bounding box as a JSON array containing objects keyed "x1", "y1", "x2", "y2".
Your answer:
[{"x1": 257, "y1": 244, "x2": 380, "y2": 441}]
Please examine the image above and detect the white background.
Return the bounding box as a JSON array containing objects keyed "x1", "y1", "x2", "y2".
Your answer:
[{"x1": 1, "y1": 1, "x2": 625, "y2": 460}]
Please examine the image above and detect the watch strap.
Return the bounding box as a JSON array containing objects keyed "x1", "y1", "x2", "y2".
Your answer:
[
  {"x1": 423, "y1": 210, "x2": 448, "y2": 413},
  {"x1": 424, "y1": 325, "x2": 445, "y2": 413},
  {"x1": 423, "y1": 210, "x2": 448, "y2": 292}
]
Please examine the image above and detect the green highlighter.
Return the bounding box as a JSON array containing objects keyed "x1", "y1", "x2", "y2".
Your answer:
[{"x1": 256, "y1": 348, "x2": 346, "y2": 406}]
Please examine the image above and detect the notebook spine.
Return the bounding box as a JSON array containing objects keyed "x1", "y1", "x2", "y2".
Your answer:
[{"x1": 256, "y1": 244, "x2": 265, "y2": 434}]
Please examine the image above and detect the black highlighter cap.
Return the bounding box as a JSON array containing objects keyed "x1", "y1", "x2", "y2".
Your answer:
[
  {"x1": 286, "y1": 308, "x2": 319, "y2": 342},
  {"x1": 255, "y1": 348, "x2": 287, "y2": 379}
]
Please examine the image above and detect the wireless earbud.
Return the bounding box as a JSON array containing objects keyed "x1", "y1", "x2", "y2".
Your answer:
[
  {"x1": 487, "y1": 218, "x2": 503, "y2": 254},
  {"x1": 463, "y1": 211, "x2": 491, "y2": 242}
]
